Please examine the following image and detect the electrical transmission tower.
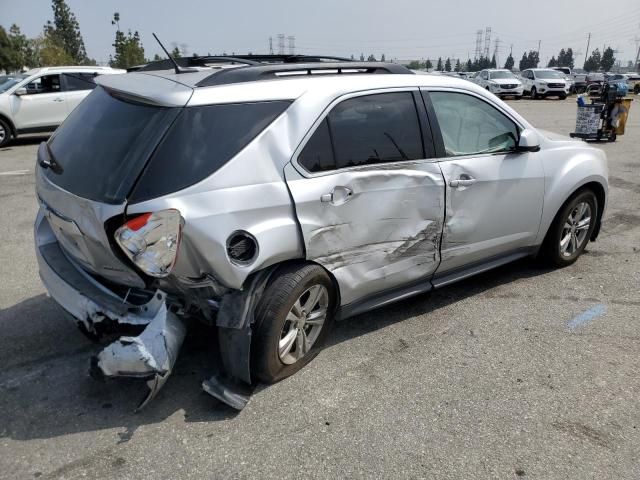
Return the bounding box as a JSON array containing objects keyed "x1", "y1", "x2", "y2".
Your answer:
[
  {"x1": 288, "y1": 36, "x2": 295, "y2": 55},
  {"x1": 475, "y1": 30, "x2": 483, "y2": 60},
  {"x1": 484, "y1": 27, "x2": 492, "y2": 58},
  {"x1": 269, "y1": 36, "x2": 273, "y2": 55},
  {"x1": 277, "y1": 34, "x2": 285, "y2": 55},
  {"x1": 494, "y1": 38, "x2": 500, "y2": 67}
]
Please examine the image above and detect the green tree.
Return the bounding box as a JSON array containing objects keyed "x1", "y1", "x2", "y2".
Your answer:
[
  {"x1": 444, "y1": 57, "x2": 451, "y2": 71},
  {"x1": 556, "y1": 48, "x2": 574, "y2": 68},
  {"x1": 152, "y1": 53, "x2": 163, "y2": 61},
  {"x1": 110, "y1": 13, "x2": 145, "y2": 69},
  {"x1": 454, "y1": 59, "x2": 461, "y2": 71},
  {"x1": 490, "y1": 54, "x2": 497, "y2": 68},
  {"x1": 466, "y1": 58, "x2": 473, "y2": 71},
  {"x1": 367, "y1": 54, "x2": 377, "y2": 61},
  {"x1": 44, "y1": 0, "x2": 88, "y2": 63},
  {"x1": 380, "y1": 53, "x2": 386, "y2": 62},
  {"x1": 584, "y1": 48, "x2": 601, "y2": 72},
  {"x1": 407, "y1": 60, "x2": 423, "y2": 69},
  {"x1": 425, "y1": 59, "x2": 433, "y2": 70},
  {"x1": 547, "y1": 56, "x2": 557, "y2": 67},
  {"x1": 503, "y1": 53, "x2": 514, "y2": 70},
  {"x1": 171, "y1": 47, "x2": 181, "y2": 58},
  {"x1": 436, "y1": 57, "x2": 443, "y2": 70},
  {"x1": 600, "y1": 47, "x2": 615, "y2": 71},
  {"x1": 359, "y1": 53, "x2": 364, "y2": 61}
]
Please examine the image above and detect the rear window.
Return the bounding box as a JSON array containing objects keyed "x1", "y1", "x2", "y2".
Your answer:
[
  {"x1": 129, "y1": 101, "x2": 291, "y2": 202},
  {"x1": 46, "y1": 86, "x2": 178, "y2": 203}
]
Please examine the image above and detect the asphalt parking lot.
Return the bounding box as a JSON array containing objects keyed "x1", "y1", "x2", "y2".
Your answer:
[{"x1": 1, "y1": 97, "x2": 639, "y2": 479}]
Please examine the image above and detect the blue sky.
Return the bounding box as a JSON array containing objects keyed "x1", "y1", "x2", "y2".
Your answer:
[{"x1": 3, "y1": 0, "x2": 640, "y2": 67}]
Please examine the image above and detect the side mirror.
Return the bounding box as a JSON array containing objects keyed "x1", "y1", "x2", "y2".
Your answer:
[
  {"x1": 14, "y1": 87, "x2": 27, "y2": 96},
  {"x1": 517, "y1": 128, "x2": 541, "y2": 152}
]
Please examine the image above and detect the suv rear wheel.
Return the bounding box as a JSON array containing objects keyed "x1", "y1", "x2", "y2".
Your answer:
[
  {"x1": 540, "y1": 189, "x2": 598, "y2": 267},
  {"x1": 0, "y1": 118, "x2": 11, "y2": 148},
  {"x1": 251, "y1": 263, "x2": 336, "y2": 383}
]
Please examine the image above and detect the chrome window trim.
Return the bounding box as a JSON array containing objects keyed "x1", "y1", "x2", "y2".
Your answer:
[{"x1": 289, "y1": 86, "x2": 438, "y2": 178}]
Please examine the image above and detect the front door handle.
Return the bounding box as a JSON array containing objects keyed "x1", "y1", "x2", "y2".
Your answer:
[
  {"x1": 53, "y1": 98, "x2": 64, "y2": 102},
  {"x1": 320, "y1": 186, "x2": 353, "y2": 206},
  {"x1": 449, "y1": 175, "x2": 477, "y2": 188}
]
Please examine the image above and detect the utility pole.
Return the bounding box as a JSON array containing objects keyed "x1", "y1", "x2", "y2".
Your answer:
[
  {"x1": 584, "y1": 32, "x2": 591, "y2": 66},
  {"x1": 269, "y1": 36, "x2": 273, "y2": 55}
]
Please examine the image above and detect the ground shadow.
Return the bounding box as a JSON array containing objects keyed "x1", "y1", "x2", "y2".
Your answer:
[
  {"x1": 0, "y1": 135, "x2": 49, "y2": 151},
  {"x1": 0, "y1": 258, "x2": 553, "y2": 442}
]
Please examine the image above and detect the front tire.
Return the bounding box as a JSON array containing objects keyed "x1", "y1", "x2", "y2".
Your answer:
[
  {"x1": 0, "y1": 118, "x2": 11, "y2": 148},
  {"x1": 540, "y1": 189, "x2": 598, "y2": 267},
  {"x1": 530, "y1": 87, "x2": 538, "y2": 99},
  {"x1": 251, "y1": 263, "x2": 336, "y2": 384}
]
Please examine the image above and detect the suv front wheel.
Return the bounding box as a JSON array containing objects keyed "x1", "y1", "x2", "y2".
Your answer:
[
  {"x1": 0, "y1": 118, "x2": 11, "y2": 148},
  {"x1": 540, "y1": 189, "x2": 598, "y2": 267},
  {"x1": 251, "y1": 263, "x2": 336, "y2": 383}
]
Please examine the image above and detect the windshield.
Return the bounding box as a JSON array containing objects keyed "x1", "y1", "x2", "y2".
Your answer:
[
  {"x1": 0, "y1": 75, "x2": 27, "y2": 93},
  {"x1": 489, "y1": 71, "x2": 516, "y2": 79},
  {"x1": 45, "y1": 86, "x2": 179, "y2": 203},
  {"x1": 536, "y1": 70, "x2": 563, "y2": 79}
]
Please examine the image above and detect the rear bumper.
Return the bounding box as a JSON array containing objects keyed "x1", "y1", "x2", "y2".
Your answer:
[{"x1": 36, "y1": 213, "x2": 186, "y2": 409}]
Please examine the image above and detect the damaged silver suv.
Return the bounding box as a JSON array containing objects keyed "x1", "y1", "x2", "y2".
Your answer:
[{"x1": 35, "y1": 55, "x2": 608, "y2": 410}]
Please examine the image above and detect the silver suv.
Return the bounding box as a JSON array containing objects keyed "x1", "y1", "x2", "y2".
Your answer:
[{"x1": 34, "y1": 56, "x2": 608, "y2": 409}]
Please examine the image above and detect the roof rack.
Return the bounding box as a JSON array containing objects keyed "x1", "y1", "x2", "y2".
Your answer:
[
  {"x1": 130, "y1": 54, "x2": 354, "y2": 72},
  {"x1": 195, "y1": 62, "x2": 413, "y2": 87}
]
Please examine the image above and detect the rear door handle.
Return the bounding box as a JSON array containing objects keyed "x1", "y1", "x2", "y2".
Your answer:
[
  {"x1": 449, "y1": 175, "x2": 477, "y2": 188},
  {"x1": 53, "y1": 98, "x2": 64, "y2": 102},
  {"x1": 320, "y1": 186, "x2": 353, "y2": 206}
]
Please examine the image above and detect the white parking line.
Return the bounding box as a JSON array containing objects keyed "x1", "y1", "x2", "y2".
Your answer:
[{"x1": 0, "y1": 169, "x2": 30, "y2": 176}]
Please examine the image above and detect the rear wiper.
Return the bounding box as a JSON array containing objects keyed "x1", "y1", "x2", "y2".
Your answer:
[{"x1": 39, "y1": 142, "x2": 63, "y2": 174}]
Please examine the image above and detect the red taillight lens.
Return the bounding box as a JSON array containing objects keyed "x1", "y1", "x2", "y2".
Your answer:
[{"x1": 114, "y1": 209, "x2": 183, "y2": 278}]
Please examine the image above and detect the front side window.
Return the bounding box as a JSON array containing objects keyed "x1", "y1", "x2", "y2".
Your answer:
[
  {"x1": 298, "y1": 92, "x2": 426, "y2": 173},
  {"x1": 25, "y1": 74, "x2": 61, "y2": 94},
  {"x1": 430, "y1": 92, "x2": 519, "y2": 156}
]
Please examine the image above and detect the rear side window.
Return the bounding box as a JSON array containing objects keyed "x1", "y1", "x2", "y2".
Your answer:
[
  {"x1": 130, "y1": 101, "x2": 291, "y2": 202},
  {"x1": 298, "y1": 92, "x2": 426, "y2": 173},
  {"x1": 63, "y1": 73, "x2": 97, "y2": 91}
]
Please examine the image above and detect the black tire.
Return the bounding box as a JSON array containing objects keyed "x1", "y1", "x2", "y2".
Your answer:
[
  {"x1": 539, "y1": 189, "x2": 598, "y2": 268},
  {"x1": 530, "y1": 87, "x2": 538, "y2": 99},
  {"x1": 0, "y1": 118, "x2": 11, "y2": 148},
  {"x1": 251, "y1": 263, "x2": 337, "y2": 384},
  {"x1": 634, "y1": 84, "x2": 639, "y2": 95},
  {"x1": 559, "y1": 93, "x2": 567, "y2": 100}
]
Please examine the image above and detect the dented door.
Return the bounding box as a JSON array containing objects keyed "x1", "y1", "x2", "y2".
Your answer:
[
  {"x1": 285, "y1": 163, "x2": 445, "y2": 305},
  {"x1": 426, "y1": 90, "x2": 545, "y2": 273}
]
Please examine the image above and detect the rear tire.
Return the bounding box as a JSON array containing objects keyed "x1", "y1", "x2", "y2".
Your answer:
[
  {"x1": 539, "y1": 189, "x2": 598, "y2": 268},
  {"x1": 0, "y1": 118, "x2": 11, "y2": 148},
  {"x1": 251, "y1": 263, "x2": 337, "y2": 384}
]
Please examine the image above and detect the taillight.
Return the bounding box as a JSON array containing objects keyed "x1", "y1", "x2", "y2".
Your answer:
[{"x1": 114, "y1": 209, "x2": 183, "y2": 278}]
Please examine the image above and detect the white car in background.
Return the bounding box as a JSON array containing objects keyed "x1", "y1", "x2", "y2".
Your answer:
[
  {"x1": 521, "y1": 68, "x2": 570, "y2": 99},
  {"x1": 0, "y1": 66, "x2": 125, "y2": 147},
  {"x1": 474, "y1": 69, "x2": 524, "y2": 98}
]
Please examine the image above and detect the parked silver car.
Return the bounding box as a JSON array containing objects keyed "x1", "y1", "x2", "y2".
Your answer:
[{"x1": 34, "y1": 56, "x2": 608, "y2": 409}]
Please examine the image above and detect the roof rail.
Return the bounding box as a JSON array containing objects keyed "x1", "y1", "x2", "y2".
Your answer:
[
  {"x1": 195, "y1": 62, "x2": 413, "y2": 87},
  {"x1": 130, "y1": 54, "x2": 354, "y2": 73}
]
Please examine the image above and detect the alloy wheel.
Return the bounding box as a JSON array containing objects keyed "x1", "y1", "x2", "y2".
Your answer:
[
  {"x1": 279, "y1": 284, "x2": 329, "y2": 365},
  {"x1": 560, "y1": 202, "x2": 591, "y2": 257},
  {"x1": 0, "y1": 124, "x2": 5, "y2": 144}
]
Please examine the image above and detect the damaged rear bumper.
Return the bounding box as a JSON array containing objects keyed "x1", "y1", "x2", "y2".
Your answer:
[{"x1": 37, "y1": 240, "x2": 186, "y2": 408}]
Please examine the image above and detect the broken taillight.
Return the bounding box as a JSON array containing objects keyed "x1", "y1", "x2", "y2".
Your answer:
[{"x1": 114, "y1": 209, "x2": 183, "y2": 278}]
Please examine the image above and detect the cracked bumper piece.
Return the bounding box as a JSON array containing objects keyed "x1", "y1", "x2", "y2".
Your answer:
[{"x1": 93, "y1": 304, "x2": 186, "y2": 410}]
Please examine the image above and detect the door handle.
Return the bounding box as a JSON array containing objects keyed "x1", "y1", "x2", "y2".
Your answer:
[
  {"x1": 53, "y1": 98, "x2": 64, "y2": 102},
  {"x1": 320, "y1": 186, "x2": 353, "y2": 206},
  {"x1": 449, "y1": 175, "x2": 477, "y2": 188}
]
